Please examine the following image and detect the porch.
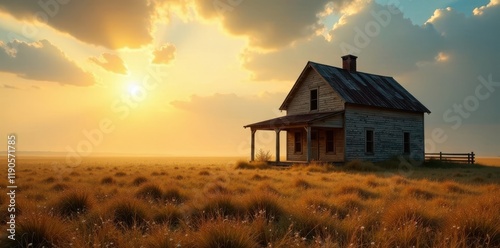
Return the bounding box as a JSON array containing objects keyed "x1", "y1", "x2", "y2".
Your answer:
[{"x1": 244, "y1": 111, "x2": 345, "y2": 163}]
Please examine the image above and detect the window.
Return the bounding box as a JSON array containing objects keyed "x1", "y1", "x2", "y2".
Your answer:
[
  {"x1": 310, "y1": 89, "x2": 318, "y2": 111},
  {"x1": 326, "y1": 130, "x2": 335, "y2": 153},
  {"x1": 294, "y1": 132, "x2": 302, "y2": 153},
  {"x1": 403, "y1": 132, "x2": 410, "y2": 154},
  {"x1": 365, "y1": 129, "x2": 374, "y2": 154}
]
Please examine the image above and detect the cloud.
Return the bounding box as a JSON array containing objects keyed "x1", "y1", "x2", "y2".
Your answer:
[
  {"x1": 0, "y1": 0, "x2": 162, "y2": 49},
  {"x1": 152, "y1": 43, "x2": 176, "y2": 64},
  {"x1": 0, "y1": 39, "x2": 95, "y2": 86},
  {"x1": 2, "y1": 84, "x2": 19, "y2": 90},
  {"x1": 193, "y1": 0, "x2": 350, "y2": 50},
  {"x1": 90, "y1": 53, "x2": 127, "y2": 74},
  {"x1": 243, "y1": 1, "x2": 442, "y2": 81}
]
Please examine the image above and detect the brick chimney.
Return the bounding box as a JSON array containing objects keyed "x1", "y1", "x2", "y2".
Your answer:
[{"x1": 341, "y1": 54, "x2": 358, "y2": 72}]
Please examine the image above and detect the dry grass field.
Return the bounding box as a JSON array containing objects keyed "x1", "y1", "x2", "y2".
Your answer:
[{"x1": 0, "y1": 156, "x2": 499, "y2": 247}]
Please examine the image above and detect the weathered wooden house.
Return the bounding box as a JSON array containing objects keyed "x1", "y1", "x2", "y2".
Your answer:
[{"x1": 244, "y1": 55, "x2": 430, "y2": 163}]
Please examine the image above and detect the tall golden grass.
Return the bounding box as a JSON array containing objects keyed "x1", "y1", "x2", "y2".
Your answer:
[{"x1": 0, "y1": 156, "x2": 498, "y2": 247}]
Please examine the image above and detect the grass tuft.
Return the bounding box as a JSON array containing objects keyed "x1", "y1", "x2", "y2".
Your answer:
[
  {"x1": 51, "y1": 183, "x2": 70, "y2": 192},
  {"x1": 110, "y1": 199, "x2": 148, "y2": 230},
  {"x1": 195, "y1": 221, "x2": 259, "y2": 248},
  {"x1": 52, "y1": 191, "x2": 91, "y2": 218},
  {"x1": 42, "y1": 176, "x2": 56, "y2": 184},
  {"x1": 245, "y1": 193, "x2": 286, "y2": 222},
  {"x1": 2, "y1": 215, "x2": 68, "y2": 247},
  {"x1": 153, "y1": 205, "x2": 183, "y2": 228},
  {"x1": 235, "y1": 161, "x2": 270, "y2": 170},
  {"x1": 114, "y1": 171, "x2": 127, "y2": 177},
  {"x1": 132, "y1": 176, "x2": 148, "y2": 186},
  {"x1": 100, "y1": 176, "x2": 115, "y2": 184},
  {"x1": 163, "y1": 187, "x2": 186, "y2": 204},
  {"x1": 345, "y1": 160, "x2": 381, "y2": 171},
  {"x1": 135, "y1": 183, "x2": 163, "y2": 201},
  {"x1": 294, "y1": 178, "x2": 312, "y2": 189}
]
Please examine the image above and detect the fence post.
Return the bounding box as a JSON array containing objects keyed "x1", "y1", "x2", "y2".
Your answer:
[
  {"x1": 471, "y1": 152, "x2": 475, "y2": 164},
  {"x1": 439, "y1": 152, "x2": 442, "y2": 161}
]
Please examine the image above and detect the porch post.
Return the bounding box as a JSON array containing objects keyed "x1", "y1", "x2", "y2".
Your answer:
[
  {"x1": 250, "y1": 129, "x2": 256, "y2": 162},
  {"x1": 275, "y1": 129, "x2": 281, "y2": 162},
  {"x1": 306, "y1": 126, "x2": 312, "y2": 163}
]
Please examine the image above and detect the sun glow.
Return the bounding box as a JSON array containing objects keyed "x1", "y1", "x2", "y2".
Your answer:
[{"x1": 127, "y1": 82, "x2": 141, "y2": 96}]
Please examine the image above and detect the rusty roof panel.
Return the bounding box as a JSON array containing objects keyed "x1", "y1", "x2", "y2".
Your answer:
[{"x1": 309, "y1": 62, "x2": 430, "y2": 113}]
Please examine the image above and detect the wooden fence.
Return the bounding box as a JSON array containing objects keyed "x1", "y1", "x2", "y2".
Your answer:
[{"x1": 425, "y1": 152, "x2": 475, "y2": 164}]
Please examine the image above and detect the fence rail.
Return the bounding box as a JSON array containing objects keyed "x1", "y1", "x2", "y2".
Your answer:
[{"x1": 425, "y1": 152, "x2": 475, "y2": 164}]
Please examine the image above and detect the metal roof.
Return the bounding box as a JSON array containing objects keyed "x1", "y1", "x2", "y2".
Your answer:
[
  {"x1": 280, "y1": 61, "x2": 431, "y2": 113},
  {"x1": 244, "y1": 111, "x2": 344, "y2": 130}
]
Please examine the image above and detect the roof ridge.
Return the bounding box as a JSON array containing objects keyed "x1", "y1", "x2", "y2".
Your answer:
[{"x1": 308, "y1": 60, "x2": 394, "y2": 78}]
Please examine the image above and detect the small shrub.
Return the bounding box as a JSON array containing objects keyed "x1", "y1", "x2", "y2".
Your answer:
[
  {"x1": 101, "y1": 176, "x2": 115, "y2": 184},
  {"x1": 255, "y1": 149, "x2": 272, "y2": 162},
  {"x1": 53, "y1": 191, "x2": 91, "y2": 218},
  {"x1": 136, "y1": 184, "x2": 163, "y2": 201},
  {"x1": 132, "y1": 176, "x2": 148, "y2": 186}
]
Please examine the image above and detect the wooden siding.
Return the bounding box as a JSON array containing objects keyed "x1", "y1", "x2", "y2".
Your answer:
[
  {"x1": 286, "y1": 69, "x2": 345, "y2": 115},
  {"x1": 286, "y1": 128, "x2": 344, "y2": 162},
  {"x1": 344, "y1": 105, "x2": 425, "y2": 162},
  {"x1": 310, "y1": 114, "x2": 344, "y2": 128}
]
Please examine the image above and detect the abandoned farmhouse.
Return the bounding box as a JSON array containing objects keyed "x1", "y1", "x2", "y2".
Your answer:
[{"x1": 244, "y1": 55, "x2": 431, "y2": 163}]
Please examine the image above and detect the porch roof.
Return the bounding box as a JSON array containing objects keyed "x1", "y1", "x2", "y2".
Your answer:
[{"x1": 244, "y1": 111, "x2": 344, "y2": 130}]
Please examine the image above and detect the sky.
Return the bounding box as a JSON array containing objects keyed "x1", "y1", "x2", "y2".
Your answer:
[{"x1": 0, "y1": 0, "x2": 499, "y2": 158}]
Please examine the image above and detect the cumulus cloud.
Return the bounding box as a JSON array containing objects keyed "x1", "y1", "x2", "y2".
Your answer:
[
  {"x1": 193, "y1": 0, "x2": 350, "y2": 50},
  {"x1": 152, "y1": 43, "x2": 176, "y2": 64},
  {"x1": 0, "y1": 39, "x2": 95, "y2": 86},
  {"x1": 243, "y1": 1, "x2": 442, "y2": 81},
  {"x1": 90, "y1": 53, "x2": 127, "y2": 74},
  {"x1": 0, "y1": 0, "x2": 161, "y2": 49}
]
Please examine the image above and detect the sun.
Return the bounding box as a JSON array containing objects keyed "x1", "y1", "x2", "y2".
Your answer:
[{"x1": 127, "y1": 82, "x2": 141, "y2": 96}]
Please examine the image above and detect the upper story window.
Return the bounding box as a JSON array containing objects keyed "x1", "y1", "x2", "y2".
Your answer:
[{"x1": 310, "y1": 89, "x2": 318, "y2": 111}]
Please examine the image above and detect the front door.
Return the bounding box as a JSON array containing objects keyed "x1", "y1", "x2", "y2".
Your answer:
[{"x1": 311, "y1": 130, "x2": 319, "y2": 161}]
